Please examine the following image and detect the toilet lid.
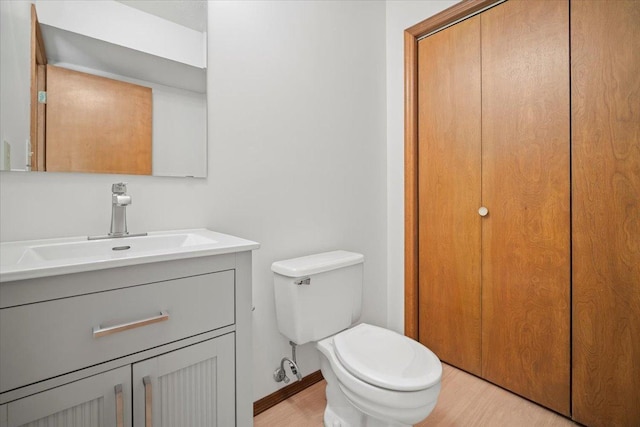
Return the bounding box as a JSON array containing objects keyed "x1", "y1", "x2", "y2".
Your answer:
[{"x1": 333, "y1": 323, "x2": 441, "y2": 391}]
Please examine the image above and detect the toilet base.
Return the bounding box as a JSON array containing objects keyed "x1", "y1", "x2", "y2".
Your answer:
[
  {"x1": 323, "y1": 374, "x2": 364, "y2": 427},
  {"x1": 321, "y1": 358, "x2": 412, "y2": 427},
  {"x1": 324, "y1": 408, "x2": 411, "y2": 427}
]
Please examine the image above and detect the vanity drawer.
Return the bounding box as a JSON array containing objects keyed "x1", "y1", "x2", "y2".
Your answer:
[{"x1": 0, "y1": 270, "x2": 234, "y2": 393}]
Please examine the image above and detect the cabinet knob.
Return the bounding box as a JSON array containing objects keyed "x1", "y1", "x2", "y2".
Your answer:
[{"x1": 478, "y1": 206, "x2": 489, "y2": 217}]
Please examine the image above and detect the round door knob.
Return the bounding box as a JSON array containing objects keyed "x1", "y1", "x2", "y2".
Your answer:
[{"x1": 478, "y1": 206, "x2": 489, "y2": 217}]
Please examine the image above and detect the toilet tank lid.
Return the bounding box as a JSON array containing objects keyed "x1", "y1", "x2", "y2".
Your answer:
[{"x1": 271, "y1": 250, "x2": 364, "y2": 277}]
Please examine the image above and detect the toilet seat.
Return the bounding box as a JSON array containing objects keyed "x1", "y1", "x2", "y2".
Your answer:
[
  {"x1": 317, "y1": 325, "x2": 442, "y2": 425},
  {"x1": 333, "y1": 323, "x2": 441, "y2": 391}
]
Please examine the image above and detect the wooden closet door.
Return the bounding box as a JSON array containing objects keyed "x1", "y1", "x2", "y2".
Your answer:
[
  {"x1": 480, "y1": 0, "x2": 570, "y2": 415},
  {"x1": 46, "y1": 65, "x2": 152, "y2": 175},
  {"x1": 417, "y1": 16, "x2": 482, "y2": 375},
  {"x1": 571, "y1": 1, "x2": 640, "y2": 426}
]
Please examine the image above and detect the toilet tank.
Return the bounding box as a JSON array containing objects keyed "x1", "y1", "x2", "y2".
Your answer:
[{"x1": 272, "y1": 251, "x2": 364, "y2": 345}]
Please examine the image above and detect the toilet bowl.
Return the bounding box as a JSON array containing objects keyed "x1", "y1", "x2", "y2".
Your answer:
[
  {"x1": 272, "y1": 251, "x2": 442, "y2": 427},
  {"x1": 317, "y1": 323, "x2": 441, "y2": 427}
]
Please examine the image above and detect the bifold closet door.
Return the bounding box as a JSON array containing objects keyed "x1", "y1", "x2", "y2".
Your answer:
[
  {"x1": 417, "y1": 16, "x2": 482, "y2": 375},
  {"x1": 571, "y1": 1, "x2": 640, "y2": 425},
  {"x1": 480, "y1": 0, "x2": 570, "y2": 416}
]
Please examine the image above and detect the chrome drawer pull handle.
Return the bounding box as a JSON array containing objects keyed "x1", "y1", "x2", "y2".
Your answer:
[
  {"x1": 115, "y1": 384, "x2": 124, "y2": 427},
  {"x1": 93, "y1": 311, "x2": 169, "y2": 338},
  {"x1": 143, "y1": 376, "x2": 153, "y2": 427}
]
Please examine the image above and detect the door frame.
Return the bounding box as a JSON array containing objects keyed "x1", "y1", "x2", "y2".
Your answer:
[
  {"x1": 30, "y1": 4, "x2": 47, "y2": 171},
  {"x1": 404, "y1": 0, "x2": 500, "y2": 340}
]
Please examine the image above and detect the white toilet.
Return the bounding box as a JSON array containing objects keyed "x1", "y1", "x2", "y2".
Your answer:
[{"x1": 272, "y1": 250, "x2": 442, "y2": 427}]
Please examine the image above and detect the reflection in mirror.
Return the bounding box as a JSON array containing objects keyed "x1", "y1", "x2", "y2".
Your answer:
[{"x1": 0, "y1": 0, "x2": 207, "y2": 177}]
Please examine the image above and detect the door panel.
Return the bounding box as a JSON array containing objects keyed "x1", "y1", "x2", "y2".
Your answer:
[
  {"x1": 417, "y1": 15, "x2": 482, "y2": 375},
  {"x1": 45, "y1": 65, "x2": 152, "y2": 175},
  {"x1": 571, "y1": 1, "x2": 640, "y2": 425},
  {"x1": 133, "y1": 334, "x2": 235, "y2": 427},
  {"x1": 6, "y1": 366, "x2": 130, "y2": 427},
  {"x1": 480, "y1": 0, "x2": 570, "y2": 415}
]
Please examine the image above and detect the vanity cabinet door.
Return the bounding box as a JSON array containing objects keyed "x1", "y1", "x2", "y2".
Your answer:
[
  {"x1": 0, "y1": 403, "x2": 7, "y2": 427},
  {"x1": 132, "y1": 334, "x2": 235, "y2": 427},
  {"x1": 3, "y1": 366, "x2": 130, "y2": 427}
]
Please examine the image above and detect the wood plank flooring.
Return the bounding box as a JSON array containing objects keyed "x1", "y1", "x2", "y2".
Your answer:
[
  {"x1": 254, "y1": 364, "x2": 580, "y2": 426},
  {"x1": 254, "y1": 378, "x2": 326, "y2": 426}
]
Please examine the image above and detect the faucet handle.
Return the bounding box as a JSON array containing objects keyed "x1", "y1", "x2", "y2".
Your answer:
[
  {"x1": 112, "y1": 194, "x2": 132, "y2": 206},
  {"x1": 112, "y1": 182, "x2": 128, "y2": 194}
]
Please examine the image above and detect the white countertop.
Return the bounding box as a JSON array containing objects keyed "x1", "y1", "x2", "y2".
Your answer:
[{"x1": 0, "y1": 229, "x2": 260, "y2": 282}]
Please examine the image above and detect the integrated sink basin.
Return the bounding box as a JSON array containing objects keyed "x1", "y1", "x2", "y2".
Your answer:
[
  {"x1": 0, "y1": 229, "x2": 259, "y2": 282},
  {"x1": 20, "y1": 233, "x2": 214, "y2": 262}
]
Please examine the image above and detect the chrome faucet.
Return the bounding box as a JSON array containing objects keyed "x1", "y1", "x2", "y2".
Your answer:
[
  {"x1": 110, "y1": 182, "x2": 131, "y2": 237},
  {"x1": 88, "y1": 183, "x2": 147, "y2": 240}
]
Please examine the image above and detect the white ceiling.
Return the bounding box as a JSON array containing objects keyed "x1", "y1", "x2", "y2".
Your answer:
[{"x1": 115, "y1": 0, "x2": 207, "y2": 32}]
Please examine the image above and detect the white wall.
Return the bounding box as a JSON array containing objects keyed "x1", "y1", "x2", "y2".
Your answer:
[
  {"x1": 207, "y1": 1, "x2": 387, "y2": 400},
  {"x1": 0, "y1": 0, "x2": 31, "y2": 171},
  {"x1": 0, "y1": 0, "x2": 387, "y2": 403},
  {"x1": 385, "y1": 0, "x2": 458, "y2": 334},
  {"x1": 35, "y1": 0, "x2": 205, "y2": 68},
  {"x1": 152, "y1": 87, "x2": 206, "y2": 178}
]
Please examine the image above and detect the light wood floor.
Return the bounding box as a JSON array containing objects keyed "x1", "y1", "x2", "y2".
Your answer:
[{"x1": 254, "y1": 364, "x2": 580, "y2": 426}]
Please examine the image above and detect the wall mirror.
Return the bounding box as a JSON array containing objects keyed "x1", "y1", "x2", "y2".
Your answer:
[{"x1": 0, "y1": 0, "x2": 207, "y2": 177}]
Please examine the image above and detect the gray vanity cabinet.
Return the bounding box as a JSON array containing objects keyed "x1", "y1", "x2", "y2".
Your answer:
[{"x1": 0, "y1": 251, "x2": 254, "y2": 427}]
